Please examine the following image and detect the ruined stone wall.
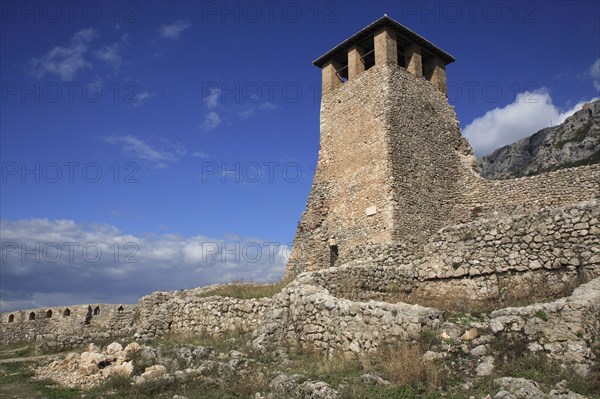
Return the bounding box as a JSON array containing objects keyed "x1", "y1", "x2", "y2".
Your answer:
[
  {"x1": 252, "y1": 277, "x2": 442, "y2": 355},
  {"x1": 134, "y1": 288, "x2": 272, "y2": 340},
  {"x1": 134, "y1": 282, "x2": 441, "y2": 357},
  {"x1": 458, "y1": 164, "x2": 600, "y2": 223},
  {"x1": 489, "y1": 278, "x2": 600, "y2": 376},
  {"x1": 4, "y1": 200, "x2": 596, "y2": 353},
  {"x1": 299, "y1": 200, "x2": 599, "y2": 305},
  {"x1": 0, "y1": 304, "x2": 137, "y2": 348},
  {"x1": 416, "y1": 200, "x2": 599, "y2": 280}
]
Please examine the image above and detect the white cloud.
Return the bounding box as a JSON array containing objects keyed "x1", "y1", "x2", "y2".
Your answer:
[
  {"x1": 258, "y1": 102, "x2": 279, "y2": 111},
  {"x1": 590, "y1": 58, "x2": 600, "y2": 91},
  {"x1": 95, "y1": 34, "x2": 129, "y2": 70},
  {"x1": 30, "y1": 28, "x2": 96, "y2": 80},
  {"x1": 205, "y1": 88, "x2": 221, "y2": 110},
  {"x1": 202, "y1": 89, "x2": 279, "y2": 127},
  {"x1": 238, "y1": 107, "x2": 255, "y2": 119},
  {"x1": 73, "y1": 28, "x2": 96, "y2": 43},
  {"x1": 463, "y1": 90, "x2": 596, "y2": 156},
  {"x1": 159, "y1": 20, "x2": 191, "y2": 39},
  {"x1": 201, "y1": 111, "x2": 222, "y2": 131},
  {"x1": 0, "y1": 219, "x2": 287, "y2": 311},
  {"x1": 238, "y1": 102, "x2": 280, "y2": 119},
  {"x1": 96, "y1": 43, "x2": 121, "y2": 67},
  {"x1": 192, "y1": 151, "x2": 210, "y2": 159},
  {"x1": 132, "y1": 91, "x2": 153, "y2": 106},
  {"x1": 104, "y1": 135, "x2": 184, "y2": 167}
]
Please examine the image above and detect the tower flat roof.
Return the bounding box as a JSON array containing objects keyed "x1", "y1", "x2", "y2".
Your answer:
[{"x1": 312, "y1": 15, "x2": 455, "y2": 68}]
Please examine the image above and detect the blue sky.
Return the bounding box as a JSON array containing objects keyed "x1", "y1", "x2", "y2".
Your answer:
[{"x1": 1, "y1": 1, "x2": 599, "y2": 311}]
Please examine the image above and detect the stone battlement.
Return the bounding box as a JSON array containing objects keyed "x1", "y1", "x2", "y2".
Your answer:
[
  {"x1": 0, "y1": 304, "x2": 137, "y2": 348},
  {"x1": 314, "y1": 15, "x2": 454, "y2": 94}
]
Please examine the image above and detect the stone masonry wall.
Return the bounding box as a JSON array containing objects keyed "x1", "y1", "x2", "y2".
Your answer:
[
  {"x1": 4, "y1": 200, "x2": 596, "y2": 353},
  {"x1": 134, "y1": 287, "x2": 272, "y2": 340},
  {"x1": 0, "y1": 304, "x2": 137, "y2": 350},
  {"x1": 489, "y1": 278, "x2": 600, "y2": 376},
  {"x1": 252, "y1": 276, "x2": 442, "y2": 355},
  {"x1": 133, "y1": 281, "x2": 442, "y2": 357},
  {"x1": 300, "y1": 200, "x2": 599, "y2": 305},
  {"x1": 458, "y1": 164, "x2": 600, "y2": 223}
]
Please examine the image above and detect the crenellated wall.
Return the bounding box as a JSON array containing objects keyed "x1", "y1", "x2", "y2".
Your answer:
[{"x1": 0, "y1": 304, "x2": 137, "y2": 349}]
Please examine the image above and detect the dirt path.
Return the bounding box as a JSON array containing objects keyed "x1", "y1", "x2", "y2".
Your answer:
[
  {"x1": 0, "y1": 355, "x2": 55, "y2": 364},
  {"x1": 0, "y1": 346, "x2": 30, "y2": 356}
]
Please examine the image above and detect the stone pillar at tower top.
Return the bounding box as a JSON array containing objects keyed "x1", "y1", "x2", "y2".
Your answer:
[{"x1": 313, "y1": 15, "x2": 455, "y2": 95}]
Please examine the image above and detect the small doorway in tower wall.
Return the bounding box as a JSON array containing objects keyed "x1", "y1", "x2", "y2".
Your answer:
[{"x1": 329, "y1": 245, "x2": 339, "y2": 268}]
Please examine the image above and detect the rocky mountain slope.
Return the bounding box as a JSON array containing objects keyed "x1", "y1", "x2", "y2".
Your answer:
[{"x1": 479, "y1": 100, "x2": 600, "y2": 179}]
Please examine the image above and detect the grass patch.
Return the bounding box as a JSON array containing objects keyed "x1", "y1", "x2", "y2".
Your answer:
[
  {"x1": 534, "y1": 310, "x2": 548, "y2": 321},
  {"x1": 0, "y1": 362, "x2": 81, "y2": 399},
  {"x1": 0, "y1": 342, "x2": 35, "y2": 359},
  {"x1": 382, "y1": 273, "x2": 585, "y2": 314},
  {"x1": 490, "y1": 335, "x2": 600, "y2": 397},
  {"x1": 153, "y1": 329, "x2": 253, "y2": 354},
  {"x1": 284, "y1": 337, "x2": 449, "y2": 396},
  {"x1": 286, "y1": 346, "x2": 365, "y2": 387},
  {"x1": 0, "y1": 361, "x2": 34, "y2": 383},
  {"x1": 339, "y1": 382, "x2": 435, "y2": 399},
  {"x1": 85, "y1": 365, "x2": 268, "y2": 399},
  {"x1": 196, "y1": 279, "x2": 290, "y2": 300}
]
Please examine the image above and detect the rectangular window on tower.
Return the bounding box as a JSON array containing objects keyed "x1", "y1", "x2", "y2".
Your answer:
[{"x1": 329, "y1": 245, "x2": 339, "y2": 268}]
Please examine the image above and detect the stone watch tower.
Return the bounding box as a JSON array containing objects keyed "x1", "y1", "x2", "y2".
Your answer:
[{"x1": 286, "y1": 15, "x2": 477, "y2": 277}]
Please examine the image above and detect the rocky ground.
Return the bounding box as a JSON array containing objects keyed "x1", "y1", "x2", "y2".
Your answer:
[
  {"x1": 1, "y1": 278, "x2": 598, "y2": 398},
  {"x1": 2, "y1": 288, "x2": 598, "y2": 399},
  {"x1": 479, "y1": 100, "x2": 599, "y2": 179},
  {"x1": 23, "y1": 329, "x2": 597, "y2": 399}
]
